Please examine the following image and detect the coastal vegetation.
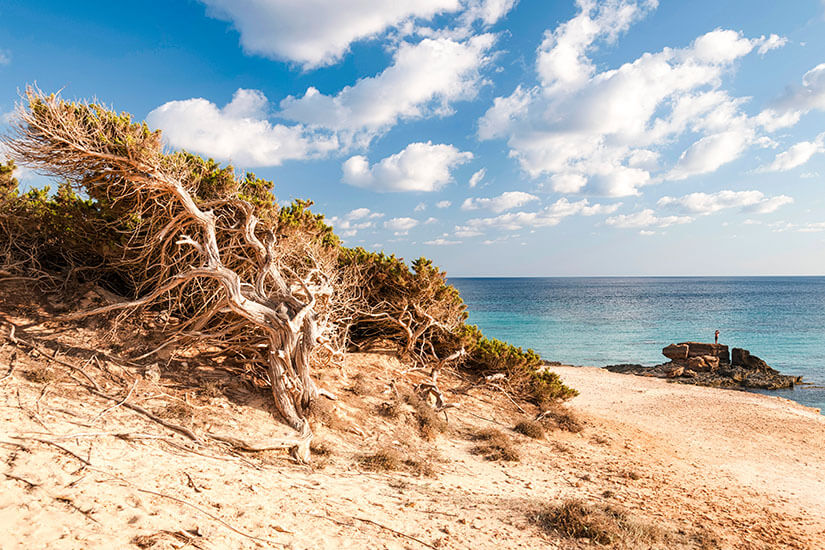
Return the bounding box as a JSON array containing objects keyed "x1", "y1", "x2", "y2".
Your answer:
[{"x1": 0, "y1": 88, "x2": 575, "y2": 459}]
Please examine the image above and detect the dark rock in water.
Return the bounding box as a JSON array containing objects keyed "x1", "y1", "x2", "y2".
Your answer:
[
  {"x1": 731, "y1": 348, "x2": 771, "y2": 372},
  {"x1": 604, "y1": 342, "x2": 801, "y2": 390}
]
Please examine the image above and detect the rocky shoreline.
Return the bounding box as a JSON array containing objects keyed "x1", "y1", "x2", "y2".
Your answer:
[{"x1": 604, "y1": 341, "x2": 802, "y2": 390}]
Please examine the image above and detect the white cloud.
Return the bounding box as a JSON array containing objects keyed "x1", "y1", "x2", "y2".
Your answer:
[
  {"x1": 280, "y1": 34, "x2": 495, "y2": 146},
  {"x1": 329, "y1": 207, "x2": 385, "y2": 238},
  {"x1": 385, "y1": 217, "x2": 419, "y2": 234},
  {"x1": 0, "y1": 50, "x2": 10, "y2": 65},
  {"x1": 666, "y1": 128, "x2": 753, "y2": 180},
  {"x1": 757, "y1": 133, "x2": 825, "y2": 172},
  {"x1": 200, "y1": 0, "x2": 462, "y2": 68},
  {"x1": 460, "y1": 0, "x2": 518, "y2": 27},
  {"x1": 758, "y1": 63, "x2": 825, "y2": 130},
  {"x1": 454, "y1": 225, "x2": 483, "y2": 237},
  {"x1": 424, "y1": 237, "x2": 463, "y2": 245},
  {"x1": 658, "y1": 190, "x2": 793, "y2": 216},
  {"x1": 436, "y1": 200, "x2": 452, "y2": 208},
  {"x1": 147, "y1": 89, "x2": 337, "y2": 167},
  {"x1": 478, "y1": 0, "x2": 785, "y2": 195},
  {"x1": 535, "y1": 0, "x2": 657, "y2": 92},
  {"x1": 798, "y1": 222, "x2": 825, "y2": 233},
  {"x1": 414, "y1": 202, "x2": 427, "y2": 212},
  {"x1": 469, "y1": 168, "x2": 486, "y2": 188},
  {"x1": 466, "y1": 198, "x2": 620, "y2": 231},
  {"x1": 461, "y1": 190, "x2": 538, "y2": 212},
  {"x1": 342, "y1": 141, "x2": 472, "y2": 192},
  {"x1": 605, "y1": 209, "x2": 693, "y2": 228},
  {"x1": 756, "y1": 34, "x2": 787, "y2": 55}
]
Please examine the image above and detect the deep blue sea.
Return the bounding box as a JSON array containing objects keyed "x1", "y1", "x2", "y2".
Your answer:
[{"x1": 449, "y1": 277, "x2": 825, "y2": 413}]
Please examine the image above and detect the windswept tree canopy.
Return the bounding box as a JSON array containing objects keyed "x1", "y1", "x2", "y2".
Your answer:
[{"x1": 0, "y1": 89, "x2": 575, "y2": 459}]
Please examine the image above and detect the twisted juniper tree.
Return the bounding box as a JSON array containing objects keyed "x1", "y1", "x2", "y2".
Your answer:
[
  {"x1": 1, "y1": 89, "x2": 577, "y2": 461},
  {"x1": 3, "y1": 89, "x2": 346, "y2": 460}
]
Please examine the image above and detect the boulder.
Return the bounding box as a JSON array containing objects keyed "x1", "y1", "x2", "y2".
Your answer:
[
  {"x1": 701, "y1": 355, "x2": 720, "y2": 371},
  {"x1": 679, "y1": 342, "x2": 730, "y2": 364},
  {"x1": 665, "y1": 365, "x2": 685, "y2": 378},
  {"x1": 731, "y1": 348, "x2": 773, "y2": 373},
  {"x1": 688, "y1": 356, "x2": 708, "y2": 371},
  {"x1": 662, "y1": 344, "x2": 689, "y2": 360}
]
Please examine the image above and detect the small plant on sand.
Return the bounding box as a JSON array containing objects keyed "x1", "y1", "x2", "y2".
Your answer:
[
  {"x1": 514, "y1": 419, "x2": 545, "y2": 439},
  {"x1": 471, "y1": 428, "x2": 520, "y2": 461},
  {"x1": 21, "y1": 367, "x2": 58, "y2": 384},
  {"x1": 346, "y1": 373, "x2": 374, "y2": 396},
  {"x1": 376, "y1": 399, "x2": 402, "y2": 419},
  {"x1": 538, "y1": 402, "x2": 583, "y2": 433},
  {"x1": 404, "y1": 391, "x2": 447, "y2": 440},
  {"x1": 309, "y1": 439, "x2": 333, "y2": 457},
  {"x1": 359, "y1": 448, "x2": 403, "y2": 471},
  {"x1": 534, "y1": 499, "x2": 664, "y2": 546},
  {"x1": 158, "y1": 401, "x2": 194, "y2": 424}
]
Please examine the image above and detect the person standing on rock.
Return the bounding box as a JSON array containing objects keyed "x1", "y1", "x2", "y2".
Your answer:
[{"x1": 715, "y1": 330, "x2": 720, "y2": 344}]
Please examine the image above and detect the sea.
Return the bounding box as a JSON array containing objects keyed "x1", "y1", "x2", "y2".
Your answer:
[{"x1": 449, "y1": 277, "x2": 825, "y2": 414}]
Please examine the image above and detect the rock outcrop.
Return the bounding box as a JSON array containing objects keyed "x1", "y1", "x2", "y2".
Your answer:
[{"x1": 605, "y1": 342, "x2": 801, "y2": 390}]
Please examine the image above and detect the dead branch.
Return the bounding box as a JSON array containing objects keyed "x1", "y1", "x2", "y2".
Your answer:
[{"x1": 7, "y1": 436, "x2": 92, "y2": 466}]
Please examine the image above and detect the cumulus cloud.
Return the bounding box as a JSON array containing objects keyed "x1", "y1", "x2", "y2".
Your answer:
[
  {"x1": 461, "y1": 190, "x2": 538, "y2": 212},
  {"x1": 605, "y1": 209, "x2": 693, "y2": 228},
  {"x1": 465, "y1": 197, "x2": 620, "y2": 231},
  {"x1": 280, "y1": 34, "x2": 495, "y2": 145},
  {"x1": 424, "y1": 237, "x2": 463, "y2": 245},
  {"x1": 469, "y1": 168, "x2": 486, "y2": 188},
  {"x1": 146, "y1": 89, "x2": 337, "y2": 167},
  {"x1": 329, "y1": 207, "x2": 384, "y2": 238},
  {"x1": 460, "y1": 0, "x2": 518, "y2": 27},
  {"x1": 757, "y1": 133, "x2": 825, "y2": 172},
  {"x1": 478, "y1": 0, "x2": 788, "y2": 195},
  {"x1": 199, "y1": 0, "x2": 462, "y2": 68},
  {"x1": 342, "y1": 141, "x2": 472, "y2": 192},
  {"x1": 757, "y1": 63, "x2": 825, "y2": 130},
  {"x1": 658, "y1": 190, "x2": 793, "y2": 215},
  {"x1": 436, "y1": 200, "x2": 452, "y2": 208},
  {"x1": 385, "y1": 217, "x2": 419, "y2": 234},
  {"x1": 666, "y1": 129, "x2": 753, "y2": 180}
]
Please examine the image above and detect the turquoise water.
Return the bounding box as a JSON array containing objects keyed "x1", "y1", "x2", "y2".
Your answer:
[{"x1": 449, "y1": 277, "x2": 825, "y2": 413}]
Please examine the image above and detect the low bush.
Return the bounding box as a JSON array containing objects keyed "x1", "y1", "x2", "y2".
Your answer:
[
  {"x1": 539, "y1": 402, "x2": 584, "y2": 433},
  {"x1": 534, "y1": 500, "x2": 665, "y2": 546},
  {"x1": 470, "y1": 428, "x2": 520, "y2": 461},
  {"x1": 514, "y1": 419, "x2": 545, "y2": 439},
  {"x1": 359, "y1": 448, "x2": 403, "y2": 472}
]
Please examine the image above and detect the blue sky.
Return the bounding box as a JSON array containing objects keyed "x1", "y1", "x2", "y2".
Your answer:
[{"x1": 2, "y1": 0, "x2": 825, "y2": 276}]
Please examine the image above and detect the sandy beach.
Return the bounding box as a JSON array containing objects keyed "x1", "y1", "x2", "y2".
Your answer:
[{"x1": 2, "y1": 317, "x2": 824, "y2": 550}]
